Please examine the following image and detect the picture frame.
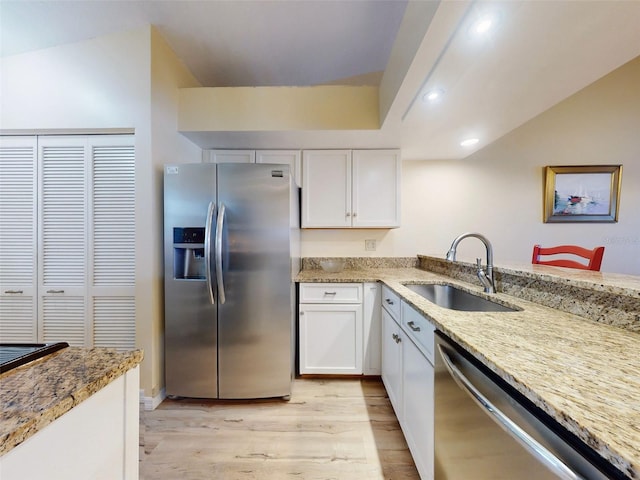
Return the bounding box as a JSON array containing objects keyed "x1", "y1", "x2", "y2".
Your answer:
[{"x1": 543, "y1": 165, "x2": 622, "y2": 223}]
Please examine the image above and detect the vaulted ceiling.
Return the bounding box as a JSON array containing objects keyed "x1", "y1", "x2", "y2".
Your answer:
[{"x1": 2, "y1": 0, "x2": 640, "y2": 159}]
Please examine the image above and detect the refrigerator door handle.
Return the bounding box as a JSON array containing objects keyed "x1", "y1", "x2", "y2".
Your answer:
[
  {"x1": 215, "y1": 202, "x2": 226, "y2": 304},
  {"x1": 204, "y1": 201, "x2": 215, "y2": 305}
]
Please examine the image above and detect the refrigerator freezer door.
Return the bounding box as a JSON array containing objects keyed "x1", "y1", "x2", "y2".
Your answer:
[
  {"x1": 216, "y1": 163, "x2": 293, "y2": 399},
  {"x1": 164, "y1": 163, "x2": 218, "y2": 398}
]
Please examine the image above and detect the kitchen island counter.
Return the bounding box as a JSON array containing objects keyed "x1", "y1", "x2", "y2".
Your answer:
[
  {"x1": 297, "y1": 261, "x2": 640, "y2": 479},
  {"x1": 0, "y1": 346, "x2": 143, "y2": 456}
]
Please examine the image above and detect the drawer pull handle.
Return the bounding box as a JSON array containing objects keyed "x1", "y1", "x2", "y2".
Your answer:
[
  {"x1": 4, "y1": 290, "x2": 23, "y2": 294},
  {"x1": 47, "y1": 289, "x2": 65, "y2": 294},
  {"x1": 407, "y1": 321, "x2": 421, "y2": 332},
  {"x1": 392, "y1": 333, "x2": 401, "y2": 344},
  {"x1": 324, "y1": 291, "x2": 337, "y2": 295},
  {"x1": 385, "y1": 298, "x2": 394, "y2": 305}
]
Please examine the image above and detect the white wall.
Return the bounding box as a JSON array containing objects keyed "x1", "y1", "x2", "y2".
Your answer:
[
  {"x1": 0, "y1": 26, "x2": 202, "y2": 400},
  {"x1": 302, "y1": 55, "x2": 640, "y2": 275},
  {"x1": 0, "y1": 29, "x2": 148, "y2": 130}
]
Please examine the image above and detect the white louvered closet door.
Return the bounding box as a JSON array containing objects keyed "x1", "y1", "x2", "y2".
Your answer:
[
  {"x1": 89, "y1": 136, "x2": 136, "y2": 351},
  {"x1": 0, "y1": 137, "x2": 38, "y2": 342},
  {"x1": 38, "y1": 136, "x2": 88, "y2": 346}
]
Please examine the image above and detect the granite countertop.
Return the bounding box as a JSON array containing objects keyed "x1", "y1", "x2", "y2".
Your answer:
[
  {"x1": 0, "y1": 346, "x2": 143, "y2": 456},
  {"x1": 297, "y1": 266, "x2": 640, "y2": 479}
]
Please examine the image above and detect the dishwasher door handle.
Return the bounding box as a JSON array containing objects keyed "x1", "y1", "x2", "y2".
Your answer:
[{"x1": 437, "y1": 344, "x2": 586, "y2": 480}]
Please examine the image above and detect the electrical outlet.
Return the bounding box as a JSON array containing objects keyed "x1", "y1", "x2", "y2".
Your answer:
[{"x1": 365, "y1": 239, "x2": 376, "y2": 251}]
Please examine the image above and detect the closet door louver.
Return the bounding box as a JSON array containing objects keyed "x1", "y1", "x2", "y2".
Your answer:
[
  {"x1": 38, "y1": 137, "x2": 88, "y2": 346},
  {"x1": 89, "y1": 137, "x2": 136, "y2": 351},
  {"x1": 0, "y1": 137, "x2": 37, "y2": 341}
]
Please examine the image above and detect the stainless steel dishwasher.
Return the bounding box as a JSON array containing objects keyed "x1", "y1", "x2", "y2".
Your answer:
[{"x1": 434, "y1": 331, "x2": 626, "y2": 479}]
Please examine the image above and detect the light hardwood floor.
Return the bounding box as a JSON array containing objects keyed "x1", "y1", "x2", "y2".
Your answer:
[{"x1": 140, "y1": 377, "x2": 420, "y2": 480}]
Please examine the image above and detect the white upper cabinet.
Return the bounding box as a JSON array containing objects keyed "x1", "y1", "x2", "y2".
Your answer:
[
  {"x1": 256, "y1": 150, "x2": 301, "y2": 187},
  {"x1": 203, "y1": 149, "x2": 256, "y2": 163},
  {"x1": 352, "y1": 150, "x2": 401, "y2": 228},
  {"x1": 302, "y1": 150, "x2": 352, "y2": 228},
  {"x1": 203, "y1": 149, "x2": 301, "y2": 187},
  {"x1": 302, "y1": 149, "x2": 400, "y2": 228}
]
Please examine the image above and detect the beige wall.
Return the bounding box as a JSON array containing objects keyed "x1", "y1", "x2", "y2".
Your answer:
[
  {"x1": 302, "y1": 55, "x2": 640, "y2": 275},
  {"x1": 148, "y1": 28, "x2": 201, "y2": 399}
]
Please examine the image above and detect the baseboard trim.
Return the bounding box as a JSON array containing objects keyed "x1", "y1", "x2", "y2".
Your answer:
[{"x1": 139, "y1": 388, "x2": 166, "y2": 411}]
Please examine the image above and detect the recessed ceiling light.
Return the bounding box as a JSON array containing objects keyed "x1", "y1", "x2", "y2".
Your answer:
[
  {"x1": 469, "y1": 13, "x2": 500, "y2": 37},
  {"x1": 460, "y1": 138, "x2": 479, "y2": 147},
  {"x1": 422, "y1": 88, "x2": 444, "y2": 103}
]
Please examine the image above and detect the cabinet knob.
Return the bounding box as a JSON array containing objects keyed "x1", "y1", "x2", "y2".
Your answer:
[
  {"x1": 385, "y1": 298, "x2": 394, "y2": 305},
  {"x1": 407, "y1": 321, "x2": 421, "y2": 332},
  {"x1": 346, "y1": 212, "x2": 351, "y2": 217},
  {"x1": 353, "y1": 212, "x2": 357, "y2": 217}
]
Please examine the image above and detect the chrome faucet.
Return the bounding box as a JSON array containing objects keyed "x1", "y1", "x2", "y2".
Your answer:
[{"x1": 445, "y1": 232, "x2": 496, "y2": 294}]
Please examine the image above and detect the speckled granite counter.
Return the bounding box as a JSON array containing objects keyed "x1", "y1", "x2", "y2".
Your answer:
[
  {"x1": 296, "y1": 262, "x2": 640, "y2": 479},
  {"x1": 0, "y1": 347, "x2": 143, "y2": 456}
]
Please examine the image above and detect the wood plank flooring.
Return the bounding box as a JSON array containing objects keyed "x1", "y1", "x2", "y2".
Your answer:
[{"x1": 140, "y1": 377, "x2": 420, "y2": 480}]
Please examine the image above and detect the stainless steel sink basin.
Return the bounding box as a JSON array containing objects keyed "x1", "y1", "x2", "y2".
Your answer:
[{"x1": 402, "y1": 283, "x2": 518, "y2": 312}]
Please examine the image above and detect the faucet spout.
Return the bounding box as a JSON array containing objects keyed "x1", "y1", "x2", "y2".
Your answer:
[{"x1": 445, "y1": 232, "x2": 496, "y2": 293}]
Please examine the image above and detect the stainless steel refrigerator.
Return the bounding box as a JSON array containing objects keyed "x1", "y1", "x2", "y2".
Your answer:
[{"x1": 163, "y1": 162, "x2": 300, "y2": 399}]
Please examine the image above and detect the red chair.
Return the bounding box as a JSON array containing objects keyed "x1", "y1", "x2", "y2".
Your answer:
[{"x1": 531, "y1": 244, "x2": 604, "y2": 271}]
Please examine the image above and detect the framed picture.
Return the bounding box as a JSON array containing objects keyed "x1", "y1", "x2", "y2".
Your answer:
[{"x1": 544, "y1": 165, "x2": 622, "y2": 223}]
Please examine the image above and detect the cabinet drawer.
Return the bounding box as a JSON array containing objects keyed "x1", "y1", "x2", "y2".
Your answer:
[
  {"x1": 401, "y1": 302, "x2": 435, "y2": 364},
  {"x1": 381, "y1": 285, "x2": 401, "y2": 319},
  {"x1": 300, "y1": 283, "x2": 362, "y2": 303}
]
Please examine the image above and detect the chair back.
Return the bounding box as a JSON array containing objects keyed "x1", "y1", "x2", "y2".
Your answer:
[{"x1": 531, "y1": 244, "x2": 604, "y2": 271}]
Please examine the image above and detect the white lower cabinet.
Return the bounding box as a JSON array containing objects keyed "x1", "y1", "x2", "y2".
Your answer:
[
  {"x1": 381, "y1": 285, "x2": 435, "y2": 480},
  {"x1": 298, "y1": 282, "x2": 381, "y2": 375},
  {"x1": 363, "y1": 282, "x2": 382, "y2": 375},
  {"x1": 299, "y1": 283, "x2": 363, "y2": 374},
  {"x1": 402, "y1": 331, "x2": 435, "y2": 480},
  {"x1": 381, "y1": 307, "x2": 404, "y2": 419},
  {"x1": 299, "y1": 302, "x2": 363, "y2": 374}
]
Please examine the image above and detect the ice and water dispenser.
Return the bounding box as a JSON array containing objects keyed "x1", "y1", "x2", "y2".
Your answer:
[{"x1": 173, "y1": 227, "x2": 206, "y2": 279}]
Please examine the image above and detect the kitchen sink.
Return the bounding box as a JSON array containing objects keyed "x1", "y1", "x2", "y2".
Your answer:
[{"x1": 402, "y1": 283, "x2": 518, "y2": 312}]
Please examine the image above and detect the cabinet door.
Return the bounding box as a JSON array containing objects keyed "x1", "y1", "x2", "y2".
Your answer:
[
  {"x1": 352, "y1": 149, "x2": 401, "y2": 228},
  {"x1": 89, "y1": 136, "x2": 136, "y2": 351},
  {"x1": 256, "y1": 150, "x2": 301, "y2": 187},
  {"x1": 203, "y1": 149, "x2": 255, "y2": 163},
  {"x1": 0, "y1": 137, "x2": 38, "y2": 341},
  {"x1": 301, "y1": 150, "x2": 351, "y2": 228},
  {"x1": 363, "y1": 282, "x2": 381, "y2": 375},
  {"x1": 38, "y1": 136, "x2": 88, "y2": 346},
  {"x1": 403, "y1": 338, "x2": 435, "y2": 480},
  {"x1": 381, "y1": 309, "x2": 403, "y2": 420},
  {"x1": 299, "y1": 303, "x2": 363, "y2": 374}
]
